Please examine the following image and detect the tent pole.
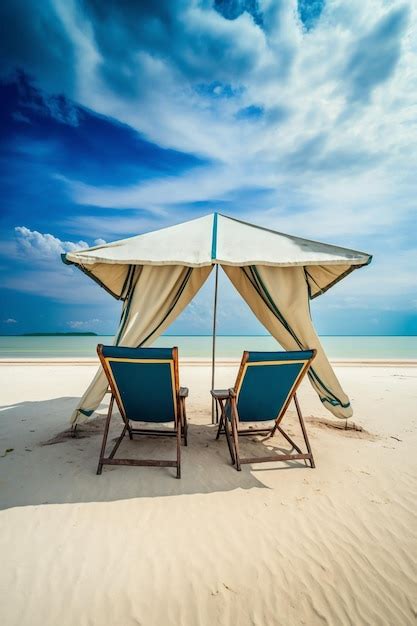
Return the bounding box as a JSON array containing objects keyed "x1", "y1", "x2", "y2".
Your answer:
[{"x1": 211, "y1": 263, "x2": 219, "y2": 424}]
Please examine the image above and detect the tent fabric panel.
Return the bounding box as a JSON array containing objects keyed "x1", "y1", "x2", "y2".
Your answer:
[
  {"x1": 81, "y1": 262, "x2": 132, "y2": 299},
  {"x1": 222, "y1": 264, "x2": 353, "y2": 419},
  {"x1": 65, "y1": 214, "x2": 214, "y2": 268},
  {"x1": 70, "y1": 264, "x2": 212, "y2": 424},
  {"x1": 216, "y1": 214, "x2": 371, "y2": 269},
  {"x1": 306, "y1": 263, "x2": 366, "y2": 298}
]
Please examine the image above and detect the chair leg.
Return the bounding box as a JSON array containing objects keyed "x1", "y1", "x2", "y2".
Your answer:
[
  {"x1": 215, "y1": 400, "x2": 235, "y2": 465},
  {"x1": 97, "y1": 395, "x2": 114, "y2": 475},
  {"x1": 215, "y1": 412, "x2": 224, "y2": 440},
  {"x1": 231, "y1": 420, "x2": 241, "y2": 471},
  {"x1": 176, "y1": 419, "x2": 182, "y2": 479},
  {"x1": 108, "y1": 424, "x2": 127, "y2": 459},
  {"x1": 223, "y1": 417, "x2": 235, "y2": 465},
  {"x1": 182, "y1": 399, "x2": 188, "y2": 447},
  {"x1": 230, "y1": 402, "x2": 241, "y2": 471},
  {"x1": 294, "y1": 394, "x2": 315, "y2": 468},
  {"x1": 183, "y1": 419, "x2": 188, "y2": 447}
]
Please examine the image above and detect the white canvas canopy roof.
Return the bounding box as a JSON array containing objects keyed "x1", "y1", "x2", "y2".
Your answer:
[
  {"x1": 64, "y1": 213, "x2": 372, "y2": 425},
  {"x1": 63, "y1": 213, "x2": 371, "y2": 300}
]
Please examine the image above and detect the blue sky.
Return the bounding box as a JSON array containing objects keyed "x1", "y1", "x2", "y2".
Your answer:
[{"x1": 0, "y1": 0, "x2": 416, "y2": 336}]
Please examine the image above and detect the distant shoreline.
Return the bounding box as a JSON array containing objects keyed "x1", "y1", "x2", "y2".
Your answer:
[
  {"x1": 0, "y1": 334, "x2": 416, "y2": 338},
  {"x1": 19, "y1": 332, "x2": 99, "y2": 337}
]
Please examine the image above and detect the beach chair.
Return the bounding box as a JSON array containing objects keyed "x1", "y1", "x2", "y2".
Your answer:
[
  {"x1": 97, "y1": 345, "x2": 188, "y2": 478},
  {"x1": 211, "y1": 349, "x2": 316, "y2": 471}
]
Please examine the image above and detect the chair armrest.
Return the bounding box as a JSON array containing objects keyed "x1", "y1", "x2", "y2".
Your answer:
[
  {"x1": 211, "y1": 388, "x2": 235, "y2": 400},
  {"x1": 179, "y1": 387, "x2": 189, "y2": 398}
]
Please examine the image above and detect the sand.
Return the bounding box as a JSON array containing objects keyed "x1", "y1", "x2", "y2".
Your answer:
[{"x1": 0, "y1": 360, "x2": 416, "y2": 626}]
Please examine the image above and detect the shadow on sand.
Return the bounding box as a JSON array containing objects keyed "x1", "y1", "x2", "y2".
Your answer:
[{"x1": 0, "y1": 396, "x2": 315, "y2": 510}]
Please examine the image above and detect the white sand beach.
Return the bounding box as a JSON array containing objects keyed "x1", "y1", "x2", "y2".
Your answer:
[{"x1": 1, "y1": 360, "x2": 417, "y2": 626}]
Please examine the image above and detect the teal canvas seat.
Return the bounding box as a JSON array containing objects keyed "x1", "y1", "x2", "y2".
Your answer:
[
  {"x1": 97, "y1": 345, "x2": 188, "y2": 478},
  {"x1": 211, "y1": 349, "x2": 316, "y2": 471}
]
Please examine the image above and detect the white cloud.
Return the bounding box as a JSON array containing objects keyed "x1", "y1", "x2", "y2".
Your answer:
[
  {"x1": 67, "y1": 318, "x2": 100, "y2": 329},
  {"x1": 15, "y1": 226, "x2": 89, "y2": 258},
  {"x1": 3, "y1": 318, "x2": 17, "y2": 324},
  {"x1": 71, "y1": 163, "x2": 242, "y2": 208}
]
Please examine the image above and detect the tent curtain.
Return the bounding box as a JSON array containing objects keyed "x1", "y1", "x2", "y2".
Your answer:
[
  {"x1": 71, "y1": 264, "x2": 212, "y2": 425},
  {"x1": 222, "y1": 264, "x2": 353, "y2": 419}
]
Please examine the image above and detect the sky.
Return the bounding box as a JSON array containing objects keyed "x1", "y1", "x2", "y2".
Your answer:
[{"x1": 0, "y1": 0, "x2": 416, "y2": 336}]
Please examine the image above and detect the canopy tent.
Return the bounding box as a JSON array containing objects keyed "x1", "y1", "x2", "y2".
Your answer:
[{"x1": 63, "y1": 213, "x2": 372, "y2": 424}]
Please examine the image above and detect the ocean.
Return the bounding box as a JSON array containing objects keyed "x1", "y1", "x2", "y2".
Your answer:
[{"x1": 0, "y1": 335, "x2": 415, "y2": 359}]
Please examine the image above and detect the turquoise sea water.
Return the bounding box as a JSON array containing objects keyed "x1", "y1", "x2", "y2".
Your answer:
[{"x1": 0, "y1": 336, "x2": 415, "y2": 359}]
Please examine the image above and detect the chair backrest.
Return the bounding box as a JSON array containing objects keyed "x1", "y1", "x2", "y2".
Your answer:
[
  {"x1": 98, "y1": 345, "x2": 179, "y2": 423},
  {"x1": 234, "y1": 350, "x2": 316, "y2": 422}
]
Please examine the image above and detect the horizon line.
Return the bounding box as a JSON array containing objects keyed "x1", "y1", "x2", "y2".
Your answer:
[{"x1": 1, "y1": 334, "x2": 416, "y2": 338}]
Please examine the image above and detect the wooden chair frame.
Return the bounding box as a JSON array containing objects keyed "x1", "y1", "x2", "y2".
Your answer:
[
  {"x1": 211, "y1": 350, "x2": 316, "y2": 471},
  {"x1": 97, "y1": 345, "x2": 188, "y2": 479}
]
